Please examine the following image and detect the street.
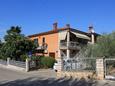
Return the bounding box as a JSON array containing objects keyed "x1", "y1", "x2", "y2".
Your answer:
[{"x1": 0, "y1": 67, "x2": 115, "y2": 86}]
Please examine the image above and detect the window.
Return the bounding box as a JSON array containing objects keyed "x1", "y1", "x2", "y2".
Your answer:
[
  {"x1": 34, "y1": 38, "x2": 39, "y2": 46},
  {"x1": 42, "y1": 37, "x2": 45, "y2": 43}
]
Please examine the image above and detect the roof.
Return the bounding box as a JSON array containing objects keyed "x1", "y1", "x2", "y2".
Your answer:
[
  {"x1": 28, "y1": 28, "x2": 68, "y2": 37},
  {"x1": 28, "y1": 27, "x2": 100, "y2": 38}
]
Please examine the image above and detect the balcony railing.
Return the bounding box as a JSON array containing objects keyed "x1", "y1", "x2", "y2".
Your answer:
[
  {"x1": 36, "y1": 43, "x2": 47, "y2": 50},
  {"x1": 60, "y1": 41, "x2": 81, "y2": 49}
]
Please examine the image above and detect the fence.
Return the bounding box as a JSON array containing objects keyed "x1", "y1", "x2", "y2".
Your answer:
[
  {"x1": 9, "y1": 60, "x2": 26, "y2": 68},
  {"x1": 28, "y1": 60, "x2": 37, "y2": 70},
  {"x1": 62, "y1": 58, "x2": 96, "y2": 72},
  {"x1": 0, "y1": 58, "x2": 37, "y2": 72},
  {"x1": 55, "y1": 58, "x2": 105, "y2": 80},
  {"x1": 104, "y1": 58, "x2": 115, "y2": 79},
  {"x1": 0, "y1": 59, "x2": 7, "y2": 65}
]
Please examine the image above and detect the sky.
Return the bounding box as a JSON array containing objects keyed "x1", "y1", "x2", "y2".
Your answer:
[{"x1": 0, "y1": 0, "x2": 115, "y2": 40}]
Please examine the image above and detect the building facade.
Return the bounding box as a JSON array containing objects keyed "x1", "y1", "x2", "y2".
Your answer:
[{"x1": 28, "y1": 23, "x2": 98, "y2": 59}]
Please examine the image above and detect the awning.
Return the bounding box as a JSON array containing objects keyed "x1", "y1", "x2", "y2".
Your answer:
[
  {"x1": 59, "y1": 31, "x2": 67, "y2": 40},
  {"x1": 71, "y1": 31, "x2": 90, "y2": 40}
]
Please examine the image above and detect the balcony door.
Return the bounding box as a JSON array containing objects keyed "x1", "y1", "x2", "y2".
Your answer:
[{"x1": 49, "y1": 52, "x2": 55, "y2": 58}]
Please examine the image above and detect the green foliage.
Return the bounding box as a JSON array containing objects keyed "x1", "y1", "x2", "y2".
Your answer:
[
  {"x1": 28, "y1": 56, "x2": 55, "y2": 68},
  {"x1": 20, "y1": 54, "x2": 29, "y2": 61},
  {"x1": 31, "y1": 55, "x2": 40, "y2": 60},
  {"x1": 39, "y1": 56, "x2": 55, "y2": 68},
  {"x1": 41, "y1": 57, "x2": 55, "y2": 68},
  {"x1": 0, "y1": 26, "x2": 36, "y2": 60},
  {"x1": 0, "y1": 40, "x2": 2, "y2": 48},
  {"x1": 83, "y1": 31, "x2": 115, "y2": 58}
]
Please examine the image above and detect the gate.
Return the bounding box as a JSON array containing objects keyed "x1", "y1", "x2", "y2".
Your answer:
[
  {"x1": 29, "y1": 60, "x2": 36, "y2": 70},
  {"x1": 104, "y1": 58, "x2": 115, "y2": 80}
]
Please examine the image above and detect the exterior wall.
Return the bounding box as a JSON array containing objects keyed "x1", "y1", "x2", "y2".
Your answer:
[{"x1": 29, "y1": 33, "x2": 59, "y2": 58}]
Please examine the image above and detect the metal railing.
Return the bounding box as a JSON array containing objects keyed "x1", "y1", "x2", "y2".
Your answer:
[
  {"x1": 0, "y1": 58, "x2": 37, "y2": 72},
  {"x1": 0, "y1": 59, "x2": 7, "y2": 65},
  {"x1": 104, "y1": 59, "x2": 115, "y2": 76},
  {"x1": 60, "y1": 41, "x2": 81, "y2": 49},
  {"x1": 62, "y1": 58, "x2": 96, "y2": 72},
  {"x1": 36, "y1": 43, "x2": 47, "y2": 50},
  {"x1": 9, "y1": 60, "x2": 26, "y2": 68}
]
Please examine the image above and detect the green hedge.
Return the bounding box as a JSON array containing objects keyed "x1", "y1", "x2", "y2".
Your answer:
[
  {"x1": 29, "y1": 56, "x2": 55, "y2": 68},
  {"x1": 39, "y1": 56, "x2": 55, "y2": 68}
]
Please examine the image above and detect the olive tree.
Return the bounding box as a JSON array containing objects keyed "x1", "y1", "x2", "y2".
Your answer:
[{"x1": 82, "y1": 32, "x2": 115, "y2": 58}]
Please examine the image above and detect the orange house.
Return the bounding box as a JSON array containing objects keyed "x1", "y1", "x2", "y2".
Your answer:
[
  {"x1": 28, "y1": 23, "x2": 99, "y2": 59},
  {"x1": 28, "y1": 29, "x2": 59, "y2": 58}
]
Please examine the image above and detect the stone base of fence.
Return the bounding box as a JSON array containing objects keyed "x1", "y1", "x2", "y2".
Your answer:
[{"x1": 57, "y1": 71, "x2": 96, "y2": 79}]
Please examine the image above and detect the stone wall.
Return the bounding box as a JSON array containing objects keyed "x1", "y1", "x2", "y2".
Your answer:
[{"x1": 57, "y1": 71, "x2": 96, "y2": 79}]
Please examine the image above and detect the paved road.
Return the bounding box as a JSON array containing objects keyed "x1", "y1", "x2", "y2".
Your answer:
[
  {"x1": 0, "y1": 67, "x2": 115, "y2": 86},
  {"x1": 0, "y1": 67, "x2": 56, "y2": 83}
]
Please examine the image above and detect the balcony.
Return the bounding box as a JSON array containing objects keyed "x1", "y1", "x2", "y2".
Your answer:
[
  {"x1": 60, "y1": 41, "x2": 81, "y2": 50},
  {"x1": 36, "y1": 43, "x2": 47, "y2": 50}
]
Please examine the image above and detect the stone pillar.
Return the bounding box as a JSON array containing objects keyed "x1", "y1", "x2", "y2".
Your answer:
[
  {"x1": 57, "y1": 59, "x2": 63, "y2": 71},
  {"x1": 7, "y1": 58, "x2": 10, "y2": 65},
  {"x1": 26, "y1": 59, "x2": 29, "y2": 72},
  {"x1": 54, "y1": 58, "x2": 63, "y2": 77},
  {"x1": 96, "y1": 59, "x2": 104, "y2": 80},
  {"x1": 67, "y1": 31, "x2": 70, "y2": 59}
]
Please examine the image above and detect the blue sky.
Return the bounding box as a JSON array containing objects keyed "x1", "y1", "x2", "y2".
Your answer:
[{"x1": 0, "y1": 0, "x2": 115, "y2": 39}]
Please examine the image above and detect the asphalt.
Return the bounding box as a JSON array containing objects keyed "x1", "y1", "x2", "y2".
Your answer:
[{"x1": 0, "y1": 67, "x2": 115, "y2": 86}]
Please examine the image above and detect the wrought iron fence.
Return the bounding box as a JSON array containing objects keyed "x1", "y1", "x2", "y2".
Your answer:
[
  {"x1": 29, "y1": 60, "x2": 36, "y2": 69},
  {"x1": 62, "y1": 58, "x2": 96, "y2": 72}
]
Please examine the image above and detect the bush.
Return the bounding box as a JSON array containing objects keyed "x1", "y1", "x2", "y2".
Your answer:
[
  {"x1": 39, "y1": 56, "x2": 55, "y2": 68},
  {"x1": 25, "y1": 56, "x2": 55, "y2": 69},
  {"x1": 20, "y1": 54, "x2": 29, "y2": 61}
]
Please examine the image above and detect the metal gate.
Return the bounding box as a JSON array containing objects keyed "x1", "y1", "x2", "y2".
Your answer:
[{"x1": 104, "y1": 58, "x2": 115, "y2": 80}]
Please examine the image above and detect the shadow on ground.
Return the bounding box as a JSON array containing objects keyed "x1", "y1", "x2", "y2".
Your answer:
[{"x1": 0, "y1": 77, "x2": 98, "y2": 86}]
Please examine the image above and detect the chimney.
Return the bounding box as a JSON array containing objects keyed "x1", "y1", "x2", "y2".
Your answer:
[
  {"x1": 88, "y1": 25, "x2": 95, "y2": 44},
  {"x1": 53, "y1": 22, "x2": 58, "y2": 30},
  {"x1": 88, "y1": 25, "x2": 94, "y2": 33},
  {"x1": 66, "y1": 24, "x2": 70, "y2": 28}
]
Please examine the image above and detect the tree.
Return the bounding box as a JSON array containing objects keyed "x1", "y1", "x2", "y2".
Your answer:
[
  {"x1": 0, "y1": 40, "x2": 2, "y2": 48},
  {"x1": 83, "y1": 31, "x2": 115, "y2": 58},
  {"x1": 0, "y1": 26, "x2": 36, "y2": 60}
]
